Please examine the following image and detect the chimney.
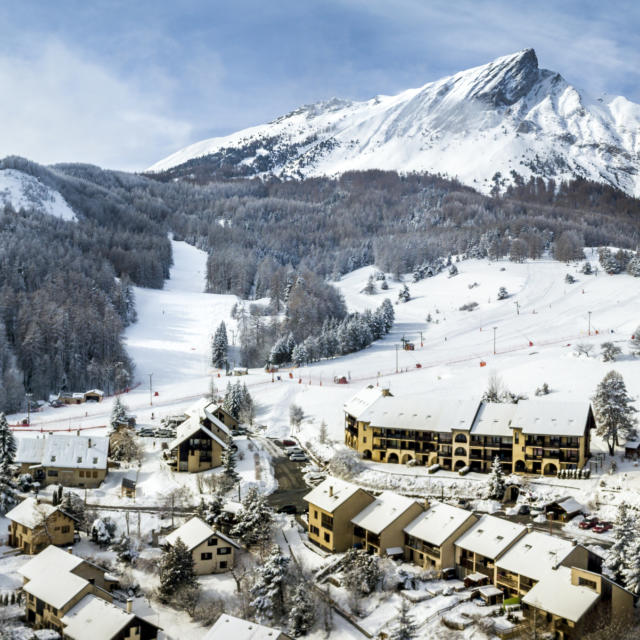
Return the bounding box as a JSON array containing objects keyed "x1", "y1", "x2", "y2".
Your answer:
[
  {"x1": 77, "y1": 429, "x2": 81, "y2": 437},
  {"x1": 526, "y1": 524, "x2": 533, "y2": 533},
  {"x1": 67, "y1": 547, "x2": 73, "y2": 554},
  {"x1": 126, "y1": 598, "x2": 133, "y2": 614},
  {"x1": 329, "y1": 486, "x2": 334, "y2": 497},
  {"x1": 88, "y1": 438, "x2": 92, "y2": 448},
  {"x1": 571, "y1": 538, "x2": 578, "y2": 547}
]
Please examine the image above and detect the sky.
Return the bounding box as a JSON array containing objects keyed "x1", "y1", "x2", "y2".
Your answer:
[{"x1": 1, "y1": 0, "x2": 639, "y2": 171}]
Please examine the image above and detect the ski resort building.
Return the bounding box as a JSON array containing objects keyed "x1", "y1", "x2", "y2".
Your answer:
[
  {"x1": 6, "y1": 497, "x2": 76, "y2": 554},
  {"x1": 404, "y1": 502, "x2": 477, "y2": 571},
  {"x1": 204, "y1": 614, "x2": 290, "y2": 640},
  {"x1": 14, "y1": 434, "x2": 109, "y2": 488},
  {"x1": 304, "y1": 478, "x2": 375, "y2": 552},
  {"x1": 343, "y1": 386, "x2": 594, "y2": 475},
  {"x1": 164, "y1": 516, "x2": 240, "y2": 574}
]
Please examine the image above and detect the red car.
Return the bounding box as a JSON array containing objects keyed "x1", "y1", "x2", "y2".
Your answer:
[
  {"x1": 578, "y1": 517, "x2": 598, "y2": 530},
  {"x1": 592, "y1": 522, "x2": 613, "y2": 533}
]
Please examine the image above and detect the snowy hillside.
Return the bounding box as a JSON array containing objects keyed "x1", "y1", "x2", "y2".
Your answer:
[
  {"x1": 148, "y1": 49, "x2": 640, "y2": 197},
  {"x1": 0, "y1": 167, "x2": 77, "y2": 221}
]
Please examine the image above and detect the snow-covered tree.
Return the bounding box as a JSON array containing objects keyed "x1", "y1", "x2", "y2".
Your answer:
[
  {"x1": 113, "y1": 534, "x2": 139, "y2": 564},
  {"x1": 628, "y1": 256, "x2": 640, "y2": 277},
  {"x1": 318, "y1": 419, "x2": 328, "y2": 445},
  {"x1": 91, "y1": 517, "x2": 117, "y2": 547},
  {"x1": 159, "y1": 537, "x2": 197, "y2": 600},
  {"x1": 0, "y1": 412, "x2": 18, "y2": 515},
  {"x1": 291, "y1": 343, "x2": 308, "y2": 366},
  {"x1": 60, "y1": 490, "x2": 86, "y2": 530},
  {"x1": 497, "y1": 286, "x2": 509, "y2": 300},
  {"x1": 630, "y1": 326, "x2": 640, "y2": 356},
  {"x1": 448, "y1": 264, "x2": 458, "y2": 277},
  {"x1": 581, "y1": 261, "x2": 593, "y2": 275},
  {"x1": 388, "y1": 598, "x2": 418, "y2": 640},
  {"x1": 231, "y1": 486, "x2": 273, "y2": 546},
  {"x1": 592, "y1": 371, "x2": 637, "y2": 455},
  {"x1": 380, "y1": 298, "x2": 395, "y2": 331},
  {"x1": 342, "y1": 549, "x2": 380, "y2": 596},
  {"x1": 288, "y1": 581, "x2": 316, "y2": 636},
  {"x1": 484, "y1": 456, "x2": 506, "y2": 500},
  {"x1": 109, "y1": 396, "x2": 128, "y2": 430},
  {"x1": 223, "y1": 381, "x2": 244, "y2": 420},
  {"x1": 363, "y1": 275, "x2": 377, "y2": 295},
  {"x1": 605, "y1": 503, "x2": 636, "y2": 583},
  {"x1": 211, "y1": 321, "x2": 229, "y2": 369},
  {"x1": 565, "y1": 273, "x2": 576, "y2": 284},
  {"x1": 398, "y1": 284, "x2": 411, "y2": 303},
  {"x1": 623, "y1": 537, "x2": 640, "y2": 594},
  {"x1": 599, "y1": 248, "x2": 622, "y2": 274},
  {"x1": 250, "y1": 547, "x2": 290, "y2": 623},
  {"x1": 222, "y1": 445, "x2": 239, "y2": 485},
  {"x1": 380, "y1": 277, "x2": 389, "y2": 290},
  {"x1": 289, "y1": 404, "x2": 304, "y2": 429},
  {"x1": 601, "y1": 342, "x2": 622, "y2": 362},
  {"x1": 203, "y1": 491, "x2": 225, "y2": 526}
]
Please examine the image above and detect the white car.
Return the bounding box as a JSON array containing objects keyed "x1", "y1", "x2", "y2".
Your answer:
[
  {"x1": 287, "y1": 447, "x2": 304, "y2": 456},
  {"x1": 290, "y1": 453, "x2": 308, "y2": 462}
]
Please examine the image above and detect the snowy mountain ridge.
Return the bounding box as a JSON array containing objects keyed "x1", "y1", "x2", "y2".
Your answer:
[{"x1": 148, "y1": 49, "x2": 640, "y2": 197}]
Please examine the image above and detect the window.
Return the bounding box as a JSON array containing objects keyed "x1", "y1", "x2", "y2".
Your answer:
[
  {"x1": 201, "y1": 552, "x2": 213, "y2": 560},
  {"x1": 61, "y1": 526, "x2": 70, "y2": 534},
  {"x1": 363, "y1": 437, "x2": 367, "y2": 443},
  {"x1": 220, "y1": 561, "x2": 228, "y2": 569},
  {"x1": 93, "y1": 470, "x2": 98, "y2": 478},
  {"x1": 578, "y1": 577, "x2": 598, "y2": 590},
  {"x1": 47, "y1": 470, "x2": 58, "y2": 477},
  {"x1": 313, "y1": 510, "x2": 318, "y2": 519},
  {"x1": 217, "y1": 547, "x2": 231, "y2": 555},
  {"x1": 79, "y1": 471, "x2": 84, "y2": 477},
  {"x1": 324, "y1": 532, "x2": 330, "y2": 542},
  {"x1": 208, "y1": 537, "x2": 218, "y2": 546},
  {"x1": 310, "y1": 525, "x2": 320, "y2": 536},
  {"x1": 514, "y1": 432, "x2": 519, "y2": 444}
]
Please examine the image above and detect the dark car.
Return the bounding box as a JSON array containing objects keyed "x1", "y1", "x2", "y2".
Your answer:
[
  {"x1": 593, "y1": 521, "x2": 613, "y2": 533},
  {"x1": 278, "y1": 505, "x2": 297, "y2": 515},
  {"x1": 282, "y1": 439, "x2": 297, "y2": 447},
  {"x1": 579, "y1": 517, "x2": 598, "y2": 530},
  {"x1": 517, "y1": 504, "x2": 530, "y2": 516}
]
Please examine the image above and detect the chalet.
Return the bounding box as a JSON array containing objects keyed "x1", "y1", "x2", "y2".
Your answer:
[
  {"x1": 624, "y1": 438, "x2": 640, "y2": 460},
  {"x1": 15, "y1": 434, "x2": 109, "y2": 488},
  {"x1": 57, "y1": 389, "x2": 104, "y2": 405},
  {"x1": 6, "y1": 497, "x2": 75, "y2": 554},
  {"x1": 404, "y1": 502, "x2": 477, "y2": 571},
  {"x1": 454, "y1": 514, "x2": 527, "y2": 580},
  {"x1": 83, "y1": 389, "x2": 104, "y2": 402},
  {"x1": 343, "y1": 385, "x2": 595, "y2": 476},
  {"x1": 186, "y1": 397, "x2": 238, "y2": 434},
  {"x1": 494, "y1": 530, "x2": 598, "y2": 598},
  {"x1": 522, "y1": 566, "x2": 634, "y2": 639},
  {"x1": 351, "y1": 491, "x2": 423, "y2": 556},
  {"x1": 304, "y1": 478, "x2": 375, "y2": 552},
  {"x1": 164, "y1": 517, "x2": 240, "y2": 574},
  {"x1": 204, "y1": 614, "x2": 290, "y2": 640},
  {"x1": 545, "y1": 496, "x2": 585, "y2": 522}
]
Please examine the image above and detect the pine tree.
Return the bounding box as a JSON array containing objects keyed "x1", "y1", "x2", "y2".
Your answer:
[
  {"x1": 398, "y1": 284, "x2": 411, "y2": 303},
  {"x1": 91, "y1": 517, "x2": 117, "y2": 547},
  {"x1": 223, "y1": 381, "x2": 243, "y2": 420},
  {"x1": 231, "y1": 486, "x2": 273, "y2": 546},
  {"x1": 211, "y1": 321, "x2": 229, "y2": 369},
  {"x1": 250, "y1": 546, "x2": 290, "y2": 622},
  {"x1": 592, "y1": 371, "x2": 638, "y2": 455},
  {"x1": 203, "y1": 491, "x2": 225, "y2": 526},
  {"x1": 389, "y1": 598, "x2": 418, "y2": 640},
  {"x1": 605, "y1": 503, "x2": 636, "y2": 583},
  {"x1": 623, "y1": 537, "x2": 640, "y2": 594},
  {"x1": 485, "y1": 456, "x2": 506, "y2": 500},
  {"x1": 159, "y1": 537, "x2": 197, "y2": 599},
  {"x1": 288, "y1": 581, "x2": 316, "y2": 636},
  {"x1": 380, "y1": 298, "x2": 395, "y2": 332},
  {"x1": 222, "y1": 445, "x2": 239, "y2": 485},
  {"x1": 291, "y1": 343, "x2": 308, "y2": 366},
  {"x1": 0, "y1": 412, "x2": 18, "y2": 515},
  {"x1": 497, "y1": 286, "x2": 509, "y2": 300},
  {"x1": 110, "y1": 396, "x2": 128, "y2": 430},
  {"x1": 342, "y1": 549, "x2": 380, "y2": 596}
]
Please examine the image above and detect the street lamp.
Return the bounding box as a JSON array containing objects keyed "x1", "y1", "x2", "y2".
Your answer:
[
  {"x1": 493, "y1": 327, "x2": 498, "y2": 355},
  {"x1": 588, "y1": 311, "x2": 592, "y2": 336}
]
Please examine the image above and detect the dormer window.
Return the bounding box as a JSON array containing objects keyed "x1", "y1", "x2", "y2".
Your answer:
[
  {"x1": 77, "y1": 457, "x2": 82, "y2": 463},
  {"x1": 51, "y1": 455, "x2": 56, "y2": 462}
]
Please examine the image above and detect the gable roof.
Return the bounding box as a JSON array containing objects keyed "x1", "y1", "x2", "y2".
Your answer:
[
  {"x1": 404, "y1": 502, "x2": 475, "y2": 547},
  {"x1": 18, "y1": 544, "x2": 85, "y2": 582},
  {"x1": 61, "y1": 595, "x2": 137, "y2": 640},
  {"x1": 471, "y1": 402, "x2": 518, "y2": 437},
  {"x1": 14, "y1": 437, "x2": 46, "y2": 464},
  {"x1": 16, "y1": 434, "x2": 109, "y2": 470},
  {"x1": 496, "y1": 531, "x2": 576, "y2": 581},
  {"x1": 303, "y1": 477, "x2": 371, "y2": 514},
  {"x1": 23, "y1": 569, "x2": 88, "y2": 610},
  {"x1": 454, "y1": 515, "x2": 526, "y2": 559},
  {"x1": 165, "y1": 517, "x2": 240, "y2": 551},
  {"x1": 169, "y1": 415, "x2": 229, "y2": 451},
  {"x1": 351, "y1": 491, "x2": 421, "y2": 535},
  {"x1": 511, "y1": 400, "x2": 591, "y2": 436},
  {"x1": 6, "y1": 497, "x2": 63, "y2": 529},
  {"x1": 522, "y1": 566, "x2": 600, "y2": 623},
  {"x1": 203, "y1": 614, "x2": 286, "y2": 640}
]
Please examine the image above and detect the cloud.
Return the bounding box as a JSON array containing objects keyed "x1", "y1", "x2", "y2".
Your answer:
[{"x1": 0, "y1": 38, "x2": 193, "y2": 170}]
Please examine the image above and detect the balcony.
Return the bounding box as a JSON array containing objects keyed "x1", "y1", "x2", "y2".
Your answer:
[{"x1": 496, "y1": 573, "x2": 519, "y2": 589}]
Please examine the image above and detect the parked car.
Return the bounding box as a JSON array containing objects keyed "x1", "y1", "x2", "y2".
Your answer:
[
  {"x1": 277, "y1": 505, "x2": 298, "y2": 515},
  {"x1": 307, "y1": 472, "x2": 326, "y2": 484},
  {"x1": 282, "y1": 439, "x2": 297, "y2": 447},
  {"x1": 289, "y1": 454, "x2": 308, "y2": 462},
  {"x1": 154, "y1": 428, "x2": 175, "y2": 438},
  {"x1": 457, "y1": 499, "x2": 471, "y2": 510},
  {"x1": 578, "y1": 517, "x2": 599, "y2": 530},
  {"x1": 517, "y1": 504, "x2": 531, "y2": 516},
  {"x1": 593, "y1": 521, "x2": 613, "y2": 534},
  {"x1": 138, "y1": 428, "x2": 155, "y2": 437},
  {"x1": 287, "y1": 447, "x2": 304, "y2": 456}
]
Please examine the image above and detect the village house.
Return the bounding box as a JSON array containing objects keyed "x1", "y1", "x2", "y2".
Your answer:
[
  {"x1": 14, "y1": 434, "x2": 109, "y2": 488},
  {"x1": 522, "y1": 566, "x2": 634, "y2": 639},
  {"x1": 304, "y1": 478, "x2": 375, "y2": 552},
  {"x1": 204, "y1": 614, "x2": 290, "y2": 640},
  {"x1": 351, "y1": 490, "x2": 423, "y2": 556},
  {"x1": 6, "y1": 497, "x2": 76, "y2": 554},
  {"x1": 544, "y1": 496, "x2": 585, "y2": 522},
  {"x1": 343, "y1": 385, "x2": 594, "y2": 476},
  {"x1": 404, "y1": 502, "x2": 477, "y2": 571},
  {"x1": 454, "y1": 514, "x2": 527, "y2": 580},
  {"x1": 57, "y1": 389, "x2": 104, "y2": 405},
  {"x1": 186, "y1": 397, "x2": 238, "y2": 434},
  {"x1": 494, "y1": 529, "x2": 600, "y2": 598},
  {"x1": 164, "y1": 516, "x2": 240, "y2": 574}
]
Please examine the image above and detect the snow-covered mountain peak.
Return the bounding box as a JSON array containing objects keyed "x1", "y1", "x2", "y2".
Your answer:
[{"x1": 148, "y1": 50, "x2": 640, "y2": 197}]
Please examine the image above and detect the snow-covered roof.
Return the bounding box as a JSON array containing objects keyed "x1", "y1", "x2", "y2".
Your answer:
[
  {"x1": 470, "y1": 403, "x2": 518, "y2": 437},
  {"x1": 454, "y1": 515, "x2": 526, "y2": 559},
  {"x1": 511, "y1": 400, "x2": 591, "y2": 436},
  {"x1": 496, "y1": 532, "x2": 576, "y2": 581},
  {"x1": 61, "y1": 595, "x2": 136, "y2": 640},
  {"x1": 386, "y1": 546, "x2": 403, "y2": 556},
  {"x1": 41, "y1": 435, "x2": 109, "y2": 470},
  {"x1": 6, "y1": 497, "x2": 59, "y2": 529},
  {"x1": 15, "y1": 437, "x2": 46, "y2": 464},
  {"x1": 343, "y1": 385, "x2": 385, "y2": 418},
  {"x1": 351, "y1": 491, "x2": 421, "y2": 535},
  {"x1": 165, "y1": 517, "x2": 239, "y2": 551},
  {"x1": 84, "y1": 389, "x2": 104, "y2": 396},
  {"x1": 23, "y1": 569, "x2": 88, "y2": 610},
  {"x1": 203, "y1": 614, "x2": 285, "y2": 640},
  {"x1": 18, "y1": 545, "x2": 84, "y2": 582},
  {"x1": 522, "y1": 566, "x2": 600, "y2": 623},
  {"x1": 304, "y1": 477, "x2": 370, "y2": 514},
  {"x1": 549, "y1": 496, "x2": 585, "y2": 514},
  {"x1": 203, "y1": 407, "x2": 233, "y2": 439},
  {"x1": 404, "y1": 502, "x2": 475, "y2": 547},
  {"x1": 169, "y1": 415, "x2": 229, "y2": 451},
  {"x1": 478, "y1": 585, "x2": 503, "y2": 598}
]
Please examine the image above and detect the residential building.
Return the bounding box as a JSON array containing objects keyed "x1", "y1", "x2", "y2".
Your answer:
[
  {"x1": 454, "y1": 514, "x2": 527, "y2": 579},
  {"x1": 204, "y1": 614, "x2": 290, "y2": 640},
  {"x1": 404, "y1": 502, "x2": 477, "y2": 571},
  {"x1": 494, "y1": 530, "x2": 599, "y2": 598},
  {"x1": 304, "y1": 478, "x2": 375, "y2": 552},
  {"x1": 14, "y1": 434, "x2": 109, "y2": 488},
  {"x1": 351, "y1": 491, "x2": 423, "y2": 556},
  {"x1": 343, "y1": 386, "x2": 594, "y2": 475},
  {"x1": 6, "y1": 497, "x2": 75, "y2": 554},
  {"x1": 164, "y1": 516, "x2": 240, "y2": 574},
  {"x1": 186, "y1": 397, "x2": 238, "y2": 434},
  {"x1": 544, "y1": 496, "x2": 585, "y2": 522},
  {"x1": 522, "y1": 566, "x2": 634, "y2": 639}
]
